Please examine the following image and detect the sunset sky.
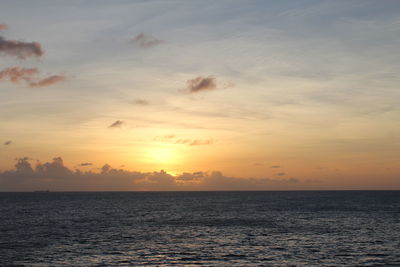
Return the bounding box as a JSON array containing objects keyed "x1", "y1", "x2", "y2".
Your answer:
[{"x1": 1, "y1": 0, "x2": 399, "y2": 191}]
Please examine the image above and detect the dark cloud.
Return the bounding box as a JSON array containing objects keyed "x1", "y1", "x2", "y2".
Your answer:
[
  {"x1": 0, "y1": 24, "x2": 7, "y2": 30},
  {"x1": 79, "y1": 162, "x2": 93, "y2": 167},
  {"x1": 3, "y1": 140, "x2": 12, "y2": 145},
  {"x1": 131, "y1": 33, "x2": 164, "y2": 48},
  {"x1": 0, "y1": 36, "x2": 44, "y2": 59},
  {"x1": 271, "y1": 165, "x2": 281, "y2": 168},
  {"x1": 186, "y1": 76, "x2": 217, "y2": 93},
  {"x1": 0, "y1": 157, "x2": 304, "y2": 191},
  {"x1": 274, "y1": 172, "x2": 286, "y2": 176},
  {"x1": 29, "y1": 75, "x2": 65, "y2": 87},
  {"x1": 0, "y1": 67, "x2": 65, "y2": 87},
  {"x1": 108, "y1": 120, "x2": 125, "y2": 128}
]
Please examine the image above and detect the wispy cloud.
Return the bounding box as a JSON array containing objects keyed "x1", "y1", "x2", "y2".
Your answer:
[
  {"x1": 3, "y1": 140, "x2": 12, "y2": 145},
  {"x1": 274, "y1": 172, "x2": 286, "y2": 176},
  {"x1": 29, "y1": 75, "x2": 66, "y2": 87},
  {"x1": 0, "y1": 67, "x2": 65, "y2": 87},
  {"x1": 79, "y1": 162, "x2": 93, "y2": 167},
  {"x1": 0, "y1": 67, "x2": 38, "y2": 83},
  {"x1": 130, "y1": 33, "x2": 164, "y2": 48},
  {"x1": 175, "y1": 139, "x2": 213, "y2": 146},
  {"x1": 132, "y1": 99, "x2": 149, "y2": 105},
  {"x1": 271, "y1": 165, "x2": 281, "y2": 168},
  {"x1": 186, "y1": 76, "x2": 217, "y2": 93},
  {"x1": 108, "y1": 120, "x2": 125, "y2": 128}
]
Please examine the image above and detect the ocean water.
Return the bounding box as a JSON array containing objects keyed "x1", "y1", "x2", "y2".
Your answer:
[{"x1": 0, "y1": 191, "x2": 399, "y2": 266}]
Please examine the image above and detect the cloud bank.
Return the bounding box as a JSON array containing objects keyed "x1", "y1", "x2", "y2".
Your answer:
[{"x1": 0, "y1": 157, "x2": 301, "y2": 191}]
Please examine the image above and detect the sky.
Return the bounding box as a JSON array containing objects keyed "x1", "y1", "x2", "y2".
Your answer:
[{"x1": 0, "y1": 0, "x2": 399, "y2": 191}]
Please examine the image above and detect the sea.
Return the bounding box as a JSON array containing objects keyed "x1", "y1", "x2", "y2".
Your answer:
[{"x1": 0, "y1": 191, "x2": 399, "y2": 266}]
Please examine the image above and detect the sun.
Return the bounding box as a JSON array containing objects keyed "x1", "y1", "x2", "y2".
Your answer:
[{"x1": 146, "y1": 146, "x2": 177, "y2": 165}]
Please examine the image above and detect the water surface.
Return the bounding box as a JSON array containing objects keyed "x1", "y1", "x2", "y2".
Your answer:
[{"x1": 1, "y1": 191, "x2": 399, "y2": 266}]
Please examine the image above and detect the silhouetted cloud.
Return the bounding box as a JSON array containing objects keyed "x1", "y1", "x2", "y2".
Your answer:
[
  {"x1": 0, "y1": 157, "x2": 304, "y2": 191},
  {"x1": 0, "y1": 67, "x2": 65, "y2": 87},
  {"x1": 108, "y1": 120, "x2": 125, "y2": 128},
  {"x1": 3, "y1": 140, "x2": 12, "y2": 145},
  {"x1": 271, "y1": 165, "x2": 281, "y2": 168},
  {"x1": 131, "y1": 33, "x2": 164, "y2": 48},
  {"x1": 0, "y1": 36, "x2": 44, "y2": 59},
  {"x1": 0, "y1": 24, "x2": 7, "y2": 30},
  {"x1": 29, "y1": 75, "x2": 65, "y2": 87},
  {"x1": 186, "y1": 76, "x2": 217, "y2": 93}
]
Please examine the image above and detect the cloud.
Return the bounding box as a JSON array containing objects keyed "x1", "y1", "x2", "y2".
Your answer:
[
  {"x1": 108, "y1": 120, "x2": 125, "y2": 128},
  {"x1": 175, "y1": 139, "x2": 213, "y2": 146},
  {"x1": 189, "y1": 139, "x2": 213, "y2": 146},
  {"x1": 176, "y1": 171, "x2": 205, "y2": 181},
  {"x1": 0, "y1": 157, "x2": 304, "y2": 191},
  {"x1": 132, "y1": 99, "x2": 149, "y2": 105},
  {"x1": 29, "y1": 75, "x2": 65, "y2": 87},
  {"x1": 274, "y1": 172, "x2": 286, "y2": 176},
  {"x1": 79, "y1": 162, "x2": 93, "y2": 167},
  {"x1": 0, "y1": 24, "x2": 7, "y2": 30},
  {"x1": 0, "y1": 67, "x2": 65, "y2": 87},
  {"x1": 131, "y1": 33, "x2": 164, "y2": 48},
  {"x1": 186, "y1": 76, "x2": 217, "y2": 93},
  {"x1": 3, "y1": 140, "x2": 12, "y2": 145},
  {"x1": 0, "y1": 67, "x2": 39, "y2": 83},
  {"x1": 271, "y1": 165, "x2": 281, "y2": 168},
  {"x1": 0, "y1": 36, "x2": 44, "y2": 59}
]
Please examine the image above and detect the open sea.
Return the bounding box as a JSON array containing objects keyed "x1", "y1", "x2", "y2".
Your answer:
[{"x1": 0, "y1": 191, "x2": 399, "y2": 266}]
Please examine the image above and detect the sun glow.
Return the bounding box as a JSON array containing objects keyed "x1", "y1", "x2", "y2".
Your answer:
[{"x1": 146, "y1": 146, "x2": 177, "y2": 165}]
